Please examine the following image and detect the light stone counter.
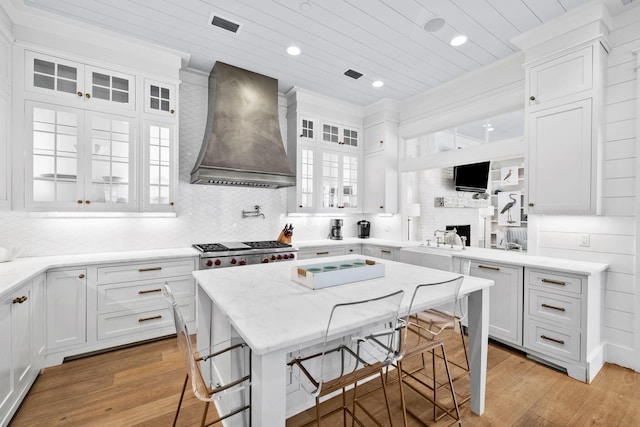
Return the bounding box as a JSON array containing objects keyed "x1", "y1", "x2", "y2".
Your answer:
[
  {"x1": 0, "y1": 248, "x2": 199, "y2": 299},
  {"x1": 294, "y1": 238, "x2": 421, "y2": 249},
  {"x1": 194, "y1": 255, "x2": 494, "y2": 425}
]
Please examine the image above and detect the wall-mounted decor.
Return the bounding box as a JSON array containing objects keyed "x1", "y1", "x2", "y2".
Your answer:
[
  {"x1": 501, "y1": 166, "x2": 518, "y2": 186},
  {"x1": 498, "y1": 191, "x2": 521, "y2": 226}
]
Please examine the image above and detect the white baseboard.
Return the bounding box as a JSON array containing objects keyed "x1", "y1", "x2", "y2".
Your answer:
[{"x1": 605, "y1": 342, "x2": 636, "y2": 371}]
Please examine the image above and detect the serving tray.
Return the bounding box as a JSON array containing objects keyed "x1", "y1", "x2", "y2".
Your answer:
[{"x1": 291, "y1": 258, "x2": 385, "y2": 289}]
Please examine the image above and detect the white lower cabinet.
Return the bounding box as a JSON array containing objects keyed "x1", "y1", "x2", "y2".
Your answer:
[
  {"x1": 454, "y1": 255, "x2": 604, "y2": 383},
  {"x1": 44, "y1": 256, "x2": 197, "y2": 367},
  {"x1": 468, "y1": 261, "x2": 523, "y2": 345},
  {"x1": 0, "y1": 279, "x2": 40, "y2": 427},
  {"x1": 362, "y1": 245, "x2": 397, "y2": 261},
  {"x1": 297, "y1": 246, "x2": 347, "y2": 260},
  {"x1": 46, "y1": 268, "x2": 87, "y2": 350}
]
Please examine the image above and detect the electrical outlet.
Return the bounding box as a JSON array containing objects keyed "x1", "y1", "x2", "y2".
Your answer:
[
  {"x1": 434, "y1": 197, "x2": 444, "y2": 207},
  {"x1": 580, "y1": 234, "x2": 590, "y2": 247}
]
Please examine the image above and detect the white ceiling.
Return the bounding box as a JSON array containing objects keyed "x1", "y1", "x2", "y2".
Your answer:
[{"x1": 22, "y1": 0, "x2": 598, "y2": 106}]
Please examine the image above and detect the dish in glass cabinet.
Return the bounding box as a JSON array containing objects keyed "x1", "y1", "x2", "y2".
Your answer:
[
  {"x1": 102, "y1": 176, "x2": 125, "y2": 183},
  {"x1": 39, "y1": 173, "x2": 77, "y2": 180}
]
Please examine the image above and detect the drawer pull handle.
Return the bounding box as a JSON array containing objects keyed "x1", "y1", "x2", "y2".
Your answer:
[
  {"x1": 540, "y1": 335, "x2": 565, "y2": 345},
  {"x1": 138, "y1": 288, "x2": 162, "y2": 295},
  {"x1": 381, "y1": 250, "x2": 391, "y2": 254},
  {"x1": 139, "y1": 267, "x2": 162, "y2": 272},
  {"x1": 541, "y1": 278, "x2": 565, "y2": 286},
  {"x1": 139, "y1": 315, "x2": 162, "y2": 322},
  {"x1": 541, "y1": 303, "x2": 566, "y2": 312},
  {"x1": 478, "y1": 265, "x2": 500, "y2": 271},
  {"x1": 79, "y1": 274, "x2": 85, "y2": 279},
  {"x1": 316, "y1": 251, "x2": 329, "y2": 255}
]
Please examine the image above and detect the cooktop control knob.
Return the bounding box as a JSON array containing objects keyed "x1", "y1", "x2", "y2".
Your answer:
[
  {"x1": 239, "y1": 260, "x2": 246, "y2": 266},
  {"x1": 206, "y1": 260, "x2": 213, "y2": 267},
  {"x1": 283, "y1": 254, "x2": 289, "y2": 259},
  {"x1": 231, "y1": 258, "x2": 237, "y2": 265},
  {"x1": 289, "y1": 253, "x2": 295, "y2": 259},
  {"x1": 214, "y1": 259, "x2": 221, "y2": 266},
  {"x1": 277, "y1": 254, "x2": 283, "y2": 260},
  {"x1": 271, "y1": 255, "x2": 276, "y2": 260},
  {"x1": 263, "y1": 258, "x2": 269, "y2": 263}
]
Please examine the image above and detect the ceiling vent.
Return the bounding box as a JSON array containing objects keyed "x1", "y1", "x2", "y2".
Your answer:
[
  {"x1": 343, "y1": 69, "x2": 364, "y2": 80},
  {"x1": 210, "y1": 14, "x2": 241, "y2": 33}
]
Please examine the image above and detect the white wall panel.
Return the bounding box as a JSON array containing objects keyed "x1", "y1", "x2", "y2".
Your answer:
[
  {"x1": 603, "y1": 177, "x2": 635, "y2": 198},
  {"x1": 607, "y1": 81, "x2": 636, "y2": 104},
  {"x1": 602, "y1": 197, "x2": 636, "y2": 216},
  {"x1": 606, "y1": 271, "x2": 636, "y2": 293},
  {"x1": 604, "y1": 138, "x2": 635, "y2": 160},
  {"x1": 607, "y1": 99, "x2": 636, "y2": 122},
  {"x1": 603, "y1": 158, "x2": 636, "y2": 179},
  {"x1": 607, "y1": 118, "x2": 636, "y2": 141},
  {"x1": 606, "y1": 290, "x2": 635, "y2": 312}
]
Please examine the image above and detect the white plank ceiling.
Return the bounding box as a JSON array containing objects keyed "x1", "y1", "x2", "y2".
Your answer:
[{"x1": 22, "y1": 0, "x2": 596, "y2": 106}]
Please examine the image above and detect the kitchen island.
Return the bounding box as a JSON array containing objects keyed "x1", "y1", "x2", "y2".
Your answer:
[{"x1": 193, "y1": 255, "x2": 495, "y2": 426}]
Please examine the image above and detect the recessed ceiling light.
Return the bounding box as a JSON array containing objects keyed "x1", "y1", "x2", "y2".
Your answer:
[
  {"x1": 286, "y1": 46, "x2": 301, "y2": 56},
  {"x1": 450, "y1": 34, "x2": 467, "y2": 46},
  {"x1": 299, "y1": 1, "x2": 312, "y2": 11},
  {"x1": 372, "y1": 80, "x2": 384, "y2": 88},
  {"x1": 424, "y1": 17, "x2": 446, "y2": 32}
]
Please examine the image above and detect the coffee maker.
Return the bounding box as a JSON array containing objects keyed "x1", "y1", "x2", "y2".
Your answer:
[
  {"x1": 357, "y1": 220, "x2": 371, "y2": 239},
  {"x1": 329, "y1": 218, "x2": 343, "y2": 240}
]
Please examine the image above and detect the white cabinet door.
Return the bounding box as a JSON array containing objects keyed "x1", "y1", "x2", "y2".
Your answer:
[
  {"x1": 25, "y1": 51, "x2": 135, "y2": 111},
  {"x1": 25, "y1": 102, "x2": 137, "y2": 211},
  {"x1": 527, "y1": 98, "x2": 594, "y2": 214},
  {"x1": 469, "y1": 261, "x2": 523, "y2": 345},
  {"x1": 144, "y1": 79, "x2": 177, "y2": 117},
  {"x1": 46, "y1": 269, "x2": 87, "y2": 350},
  {"x1": 31, "y1": 274, "x2": 46, "y2": 365},
  {"x1": 0, "y1": 90, "x2": 9, "y2": 208},
  {"x1": 0, "y1": 281, "x2": 33, "y2": 423},
  {"x1": 142, "y1": 121, "x2": 177, "y2": 211},
  {"x1": 321, "y1": 121, "x2": 360, "y2": 149},
  {"x1": 320, "y1": 151, "x2": 359, "y2": 212},
  {"x1": 363, "y1": 151, "x2": 397, "y2": 214},
  {"x1": 528, "y1": 45, "x2": 593, "y2": 110},
  {"x1": 297, "y1": 116, "x2": 316, "y2": 143}
]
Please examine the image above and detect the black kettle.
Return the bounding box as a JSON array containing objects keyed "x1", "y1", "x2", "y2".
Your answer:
[{"x1": 357, "y1": 220, "x2": 370, "y2": 239}]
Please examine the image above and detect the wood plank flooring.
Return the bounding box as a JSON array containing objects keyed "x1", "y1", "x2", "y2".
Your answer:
[{"x1": 10, "y1": 334, "x2": 640, "y2": 426}]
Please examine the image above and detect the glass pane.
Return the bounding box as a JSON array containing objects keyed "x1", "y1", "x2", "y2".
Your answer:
[
  {"x1": 150, "y1": 145, "x2": 159, "y2": 162},
  {"x1": 112, "y1": 91, "x2": 129, "y2": 104},
  {"x1": 57, "y1": 111, "x2": 77, "y2": 127},
  {"x1": 112, "y1": 120, "x2": 130, "y2": 135},
  {"x1": 92, "y1": 86, "x2": 110, "y2": 100},
  {"x1": 57, "y1": 79, "x2": 77, "y2": 94},
  {"x1": 33, "y1": 154, "x2": 54, "y2": 177},
  {"x1": 34, "y1": 59, "x2": 55, "y2": 75},
  {"x1": 57, "y1": 134, "x2": 77, "y2": 153},
  {"x1": 161, "y1": 100, "x2": 170, "y2": 111},
  {"x1": 33, "y1": 132, "x2": 55, "y2": 152},
  {"x1": 161, "y1": 87, "x2": 170, "y2": 99},
  {"x1": 150, "y1": 98, "x2": 159, "y2": 110},
  {"x1": 160, "y1": 127, "x2": 169, "y2": 141},
  {"x1": 34, "y1": 107, "x2": 55, "y2": 123},
  {"x1": 57, "y1": 64, "x2": 77, "y2": 80},
  {"x1": 160, "y1": 147, "x2": 170, "y2": 163},
  {"x1": 112, "y1": 77, "x2": 129, "y2": 91},
  {"x1": 33, "y1": 180, "x2": 54, "y2": 202},
  {"x1": 112, "y1": 141, "x2": 129, "y2": 159},
  {"x1": 57, "y1": 156, "x2": 77, "y2": 176},
  {"x1": 34, "y1": 74, "x2": 55, "y2": 90},
  {"x1": 150, "y1": 165, "x2": 159, "y2": 184},
  {"x1": 150, "y1": 125, "x2": 160, "y2": 138},
  {"x1": 160, "y1": 166, "x2": 170, "y2": 184},
  {"x1": 150, "y1": 85, "x2": 159, "y2": 97},
  {"x1": 92, "y1": 72, "x2": 110, "y2": 87}
]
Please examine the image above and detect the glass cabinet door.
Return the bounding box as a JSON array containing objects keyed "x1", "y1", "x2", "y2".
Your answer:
[
  {"x1": 26, "y1": 51, "x2": 83, "y2": 101},
  {"x1": 144, "y1": 79, "x2": 176, "y2": 116},
  {"x1": 143, "y1": 121, "x2": 176, "y2": 211},
  {"x1": 322, "y1": 151, "x2": 339, "y2": 208},
  {"x1": 341, "y1": 155, "x2": 358, "y2": 209},
  {"x1": 28, "y1": 102, "x2": 83, "y2": 208},
  {"x1": 84, "y1": 65, "x2": 135, "y2": 111},
  {"x1": 296, "y1": 147, "x2": 314, "y2": 210},
  {"x1": 85, "y1": 112, "x2": 136, "y2": 210}
]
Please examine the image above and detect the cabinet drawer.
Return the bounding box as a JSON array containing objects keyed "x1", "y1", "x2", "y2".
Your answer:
[
  {"x1": 97, "y1": 299, "x2": 194, "y2": 340},
  {"x1": 527, "y1": 289, "x2": 581, "y2": 328},
  {"x1": 97, "y1": 276, "x2": 193, "y2": 314},
  {"x1": 97, "y1": 258, "x2": 196, "y2": 284},
  {"x1": 525, "y1": 319, "x2": 581, "y2": 362},
  {"x1": 528, "y1": 269, "x2": 582, "y2": 294}
]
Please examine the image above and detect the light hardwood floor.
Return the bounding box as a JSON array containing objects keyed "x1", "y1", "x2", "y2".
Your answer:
[{"x1": 10, "y1": 334, "x2": 640, "y2": 426}]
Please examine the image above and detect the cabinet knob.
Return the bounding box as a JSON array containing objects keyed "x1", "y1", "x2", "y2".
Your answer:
[
  {"x1": 528, "y1": 203, "x2": 534, "y2": 207},
  {"x1": 85, "y1": 200, "x2": 91, "y2": 205},
  {"x1": 170, "y1": 109, "x2": 175, "y2": 114},
  {"x1": 298, "y1": 205, "x2": 303, "y2": 208},
  {"x1": 169, "y1": 202, "x2": 174, "y2": 206},
  {"x1": 79, "y1": 274, "x2": 85, "y2": 279},
  {"x1": 380, "y1": 206, "x2": 384, "y2": 209},
  {"x1": 77, "y1": 200, "x2": 83, "y2": 204},
  {"x1": 12, "y1": 296, "x2": 28, "y2": 304},
  {"x1": 529, "y1": 96, "x2": 536, "y2": 101},
  {"x1": 77, "y1": 91, "x2": 83, "y2": 97},
  {"x1": 85, "y1": 93, "x2": 91, "y2": 99},
  {"x1": 379, "y1": 140, "x2": 384, "y2": 144}
]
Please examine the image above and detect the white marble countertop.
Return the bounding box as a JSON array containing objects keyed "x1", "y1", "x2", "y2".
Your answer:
[
  {"x1": 399, "y1": 245, "x2": 608, "y2": 275},
  {"x1": 193, "y1": 254, "x2": 493, "y2": 356},
  {"x1": 0, "y1": 248, "x2": 199, "y2": 299},
  {"x1": 294, "y1": 238, "x2": 420, "y2": 249}
]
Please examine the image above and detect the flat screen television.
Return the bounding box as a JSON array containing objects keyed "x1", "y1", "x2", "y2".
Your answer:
[{"x1": 453, "y1": 161, "x2": 490, "y2": 192}]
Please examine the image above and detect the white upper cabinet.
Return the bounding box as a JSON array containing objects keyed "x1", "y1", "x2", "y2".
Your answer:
[
  {"x1": 141, "y1": 121, "x2": 177, "y2": 212},
  {"x1": 298, "y1": 115, "x2": 316, "y2": 143},
  {"x1": 320, "y1": 120, "x2": 360, "y2": 150},
  {"x1": 524, "y1": 41, "x2": 606, "y2": 215},
  {"x1": 527, "y1": 46, "x2": 593, "y2": 110},
  {"x1": 143, "y1": 79, "x2": 176, "y2": 117},
  {"x1": 319, "y1": 150, "x2": 359, "y2": 211},
  {"x1": 26, "y1": 51, "x2": 136, "y2": 111},
  {"x1": 362, "y1": 119, "x2": 398, "y2": 214},
  {"x1": 25, "y1": 101, "x2": 137, "y2": 211}
]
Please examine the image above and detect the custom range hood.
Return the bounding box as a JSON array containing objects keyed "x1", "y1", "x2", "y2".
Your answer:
[{"x1": 190, "y1": 62, "x2": 295, "y2": 188}]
